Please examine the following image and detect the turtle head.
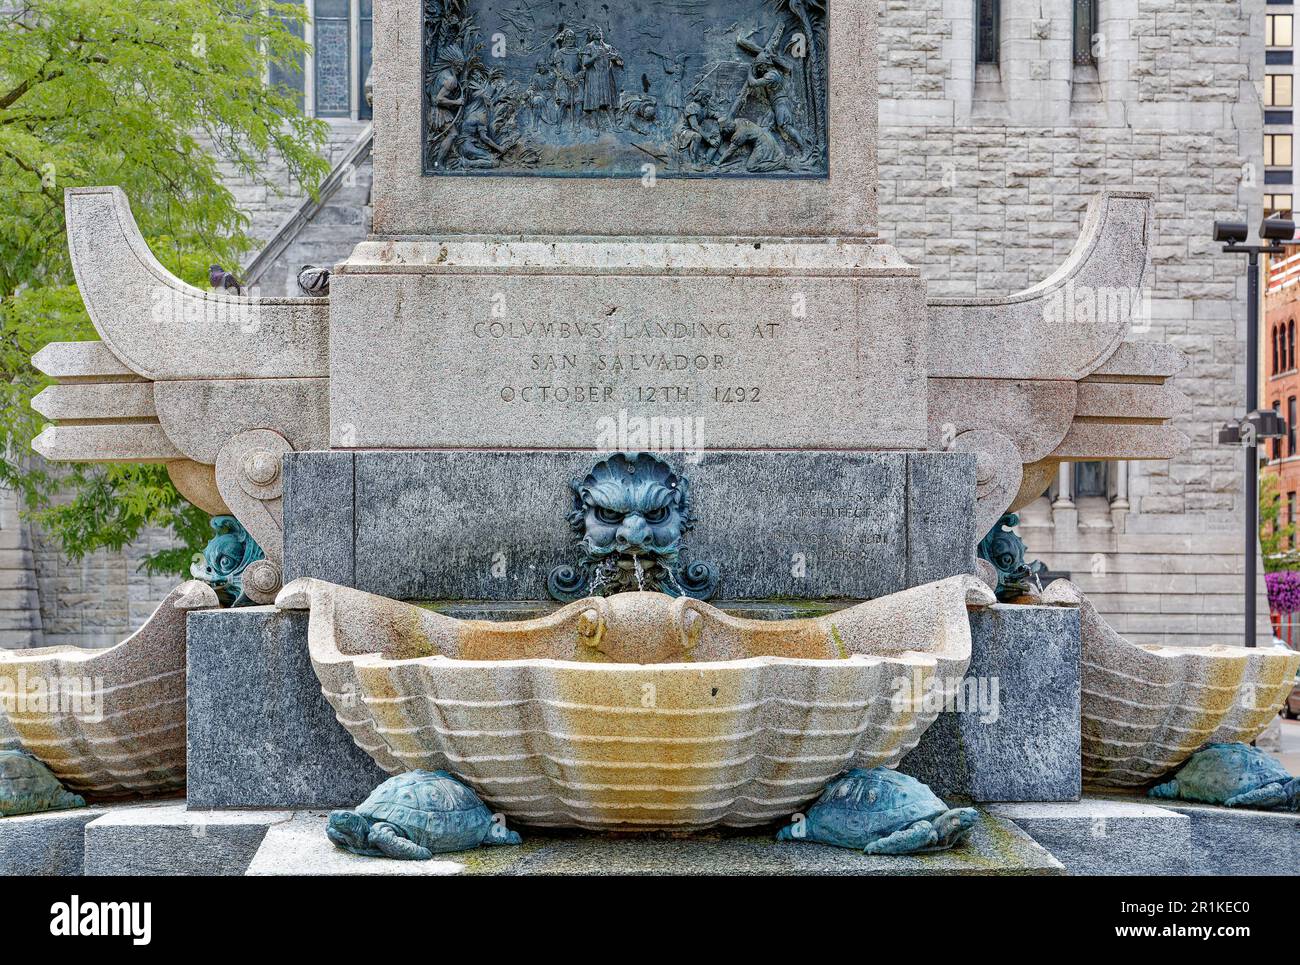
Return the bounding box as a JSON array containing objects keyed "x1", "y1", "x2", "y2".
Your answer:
[{"x1": 326, "y1": 810, "x2": 373, "y2": 853}]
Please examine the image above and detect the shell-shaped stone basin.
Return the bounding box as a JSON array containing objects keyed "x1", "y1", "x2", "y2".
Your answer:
[
  {"x1": 0, "y1": 580, "x2": 220, "y2": 796},
  {"x1": 1057, "y1": 582, "x2": 1300, "y2": 788},
  {"x1": 275, "y1": 575, "x2": 995, "y2": 831}
]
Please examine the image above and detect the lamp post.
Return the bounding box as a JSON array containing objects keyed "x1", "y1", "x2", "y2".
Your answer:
[{"x1": 1215, "y1": 217, "x2": 1294, "y2": 648}]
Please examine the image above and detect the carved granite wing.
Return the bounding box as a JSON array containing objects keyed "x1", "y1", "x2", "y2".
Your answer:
[
  {"x1": 926, "y1": 190, "x2": 1189, "y2": 536},
  {"x1": 31, "y1": 187, "x2": 331, "y2": 601}
]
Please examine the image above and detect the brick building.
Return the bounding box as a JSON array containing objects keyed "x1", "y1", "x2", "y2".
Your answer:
[{"x1": 1264, "y1": 245, "x2": 1300, "y2": 555}]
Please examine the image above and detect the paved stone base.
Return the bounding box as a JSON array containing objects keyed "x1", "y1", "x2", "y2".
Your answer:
[
  {"x1": 1158, "y1": 799, "x2": 1300, "y2": 877},
  {"x1": 899, "y1": 604, "x2": 1082, "y2": 802},
  {"x1": 7, "y1": 794, "x2": 1299, "y2": 875},
  {"x1": 187, "y1": 608, "x2": 389, "y2": 809},
  {"x1": 989, "y1": 800, "x2": 1193, "y2": 875},
  {"x1": 82, "y1": 801, "x2": 290, "y2": 876},
  {"x1": 993, "y1": 794, "x2": 1300, "y2": 876},
  {"x1": 246, "y1": 811, "x2": 1062, "y2": 876},
  {"x1": 0, "y1": 806, "x2": 108, "y2": 875}
]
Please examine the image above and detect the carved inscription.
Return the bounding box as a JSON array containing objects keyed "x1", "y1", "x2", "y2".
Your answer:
[{"x1": 470, "y1": 315, "x2": 783, "y2": 406}]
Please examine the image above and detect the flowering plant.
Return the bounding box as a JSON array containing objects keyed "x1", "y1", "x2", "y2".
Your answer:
[{"x1": 1266, "y1": 570, "x2": 1300, "y2": 614}]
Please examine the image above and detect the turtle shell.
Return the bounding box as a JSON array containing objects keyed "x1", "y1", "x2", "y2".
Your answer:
[
  {"x1": 0, "y1": 750, "x2": 84, "y2": 816},
  {"x1": 803, "y1": 768, "x2": 949, "y2": 846},
  {"x1": 1166, "y1": 743, "x2": 1292, "y2": 802},
  {"x1": 355, "y1": 770, "x2": 498, "y2": 852}
]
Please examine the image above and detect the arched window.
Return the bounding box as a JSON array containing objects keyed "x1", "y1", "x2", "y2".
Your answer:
[
  {"x1": 1290, "y1": 319, "x2": 1296, "y2": 370},
  {"x1": 1274, "y1": 324, "x2": 1281, "y2": 374}
]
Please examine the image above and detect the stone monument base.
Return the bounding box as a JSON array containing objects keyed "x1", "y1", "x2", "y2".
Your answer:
[
  {"x1": 282, "y1": 449, "x2": 976, "y2": 602},
  {"x1": 899, "y1": 604, "x2": 1082, "y2": 802},
  {"x1": 186, "y1": 609, "x2": 387, "y2": 809},
  {"x1": 3, "y1": 794, "x2": 1295, "y2": 876},
  {"x1": 184, "y1": 597, "x2": 1080, "y2": 810}
]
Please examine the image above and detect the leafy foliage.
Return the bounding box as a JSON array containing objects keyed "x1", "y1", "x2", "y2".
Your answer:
[
  {"x1": 1260, "y1": 473, "x2": 1298, "y2": 573},
  {"x1": 0, "y1": 0, "x2": 328, "y2": 575}
]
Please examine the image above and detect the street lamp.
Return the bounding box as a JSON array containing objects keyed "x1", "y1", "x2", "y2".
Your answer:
[{"x1": 1216, "y1": 216, "x2": 1295, "y2": 648}]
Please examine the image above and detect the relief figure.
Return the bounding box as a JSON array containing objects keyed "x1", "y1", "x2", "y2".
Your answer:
[
  {"x1": 549, "y1": 27, "x2": 583, "y2": 133},
  {"x1": 579, "y1": 30, "x2": 624, "y2": 131},
  {"x1": 422, "y1": 0, "x2": 827, "y2": 178}
]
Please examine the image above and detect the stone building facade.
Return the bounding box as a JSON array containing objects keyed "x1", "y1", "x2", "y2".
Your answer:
[
  {"x1": 2, "y1": 0, "x2": 1271, "y2": 649},
  {"x1": 1263, "y1": 244, "x2": 1300, "y2": 562},
  {"x1": 878, "y1": 0, "x2": 1271, "y2": 645}
]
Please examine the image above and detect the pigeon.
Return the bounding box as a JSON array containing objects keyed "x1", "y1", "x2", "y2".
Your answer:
[
  {"x1": 209, "y1": 264, "x2": 242, "y2": 295},
  {"x1": 297, "y1": 265, "x2": 331, "y2": 297}
]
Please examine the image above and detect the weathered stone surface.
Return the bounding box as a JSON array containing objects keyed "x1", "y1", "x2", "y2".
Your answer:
[
  {"x1": 278, "y1": 575, "x2": 992, "y2": 829},
  {"x1": 186, "y1": 608, "x2": 388, "y2": 809},
  {"x1": 371, "y1": 0, "x2": 879, "y2": 236},
  {"x1": 330, "y1": 246, "x2": 927, "y2": 450},
  {"x1": 1160, "y1": 800, "x2": 1300, "y2": 877},
  {"x1": 283, "y1": 450, "x2": 976, "y2": 602},
  {"x1": 994, "y1": 795, "x2": 1300, "y2": 877},
  {"x1": 63, "y1": 187, "x2": 327, "y2": 381},
  {"x1": 906, "y1": 451, "x2": 978, "y2": 585},
  {"x1": 247, "y1": 811, "x2": 1063, "y2": 876},
  {"x1": 0, "y1": 581, "x2": 219, "y2": 796},
  {"x1": 1065, "y1": 582, "x2": 1300, "y2": 788},
  {"x1": 152, "y1": 378, "x2": 328, "y2": 463},
  {"x1": 928, "y1": 192, "x2": 1153, "y2": 383},
  {"x1": 282, "y1": 452, "x2": 355, "y2": 587},
  {"x1": 31, "y1": 340, "x2": 137, "y2": 380},
  {"x1": 899, "y1": 603, "x2": 1082, "y2": 802},
  {"x1": 82, "y1": 801, "x2": 289, "y2": 876},
  {"x1": 989, "y1": 800, "x2": 1192, "y2": 876},
  {"x1": 0, "y1": 807, "x2": 107, "y2": 875}
]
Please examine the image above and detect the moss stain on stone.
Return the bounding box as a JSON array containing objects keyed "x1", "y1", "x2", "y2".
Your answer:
[{"x1": 829, "y1": 625, "x2": 849, "y2": 660}]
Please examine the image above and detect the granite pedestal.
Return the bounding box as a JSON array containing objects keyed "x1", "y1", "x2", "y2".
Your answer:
[
  {"x1": 185, "y1": 596, "x2": 1081, "y2": 810},
  {"x1": 82, "y1": 802, "x2": 290, "y2": 876},
  {"x1": 899, "y1": 604, "x2": 1082, "y2": 802},
  {"x1": 186, "y1": 608, "x2": 387, "y2": 809},
  {"x1": 283, "y1": 449, "x2": 976, "y2": 602},
  {"x1": 0, "y1": 807, "x2": 107, "y2": 875}
]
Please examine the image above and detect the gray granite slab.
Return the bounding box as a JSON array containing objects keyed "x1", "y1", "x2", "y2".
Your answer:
[
  {"x1": 82, "y1": 801, "x2": 289, "y2": 876},
  {"x1": 1161, "y1": 800, "x2": 1300, "y2": 876},
  {"x1": 283, "y1": 449, "x2": 975, "y2": 602},
  {"x1": 995, "y1": 794, "x2": 1300, "y2": 876},
  {"x1": 0, "y1": 807, "x2": 107, "y2": 875},
  {"x1": 907, "y1": 450, "x2": 977, "y2": 587},
  {"x1": 187, "y1": 608, "x2": 388, "y2": 809},
  {"x1": 989, "y1": 800, "x2": 1193, "y2": 875},
  {"x1": 282, "y1": 450, "x2": 354, "y2": 586},
  {"x1": 899, "y1": 604, "x2": 1082, "y2": 802},
  {"x1": 246, "y1": 810, "x2": 1063, "y2": 876}
]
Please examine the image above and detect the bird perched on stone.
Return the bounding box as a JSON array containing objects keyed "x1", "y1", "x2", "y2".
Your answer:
[
  {"x1": 297, "y1": 264, "x2": 331, "y2": 297},
  {"x1": 209, "y1": 264, "x2": 242, "y2": 295}
]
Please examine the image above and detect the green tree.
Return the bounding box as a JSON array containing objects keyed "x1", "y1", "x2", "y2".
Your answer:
[
  {"x1": 1260, "y1": 473, "x2": 1297, "y2": 573},
  {"x1": 0, "y1": 1, "x2": 328, "y2": 575}
]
